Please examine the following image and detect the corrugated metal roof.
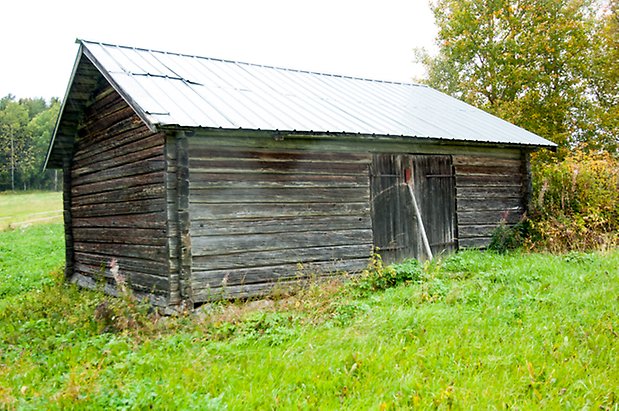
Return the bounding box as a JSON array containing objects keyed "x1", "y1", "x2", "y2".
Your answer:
[{"x1": 79, "y1": 39, "x2": 557, "y2": 148}]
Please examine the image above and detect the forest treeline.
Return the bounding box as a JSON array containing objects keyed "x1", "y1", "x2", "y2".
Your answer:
[{"x1": 0, "y1": 95, "x2": 60, "y2": 191}]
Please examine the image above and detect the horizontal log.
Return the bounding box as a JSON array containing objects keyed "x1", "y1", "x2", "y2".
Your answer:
[
  {"x1": 74, "y1": 263, "x2": 169, "y2": 292},
  {"x1": 73, "y1": 121, "x2": 151, "y2": 163},
  {"x1": 72, "y1": 212, "x2": 167, "y2": 229},
  {"x1": 192, "y1": 258, "x2": 368, "y2": 289},
  {"x1": 457, "y1": 198, "x2": 522, "y2": 212},
  {"x1": 191, "y1": 228, "x2": 374, "y2": 257},
  {"x1": 456, "y1": 186, "x2": 522, "y2": 199},
  {"x1": 192, "y1": 243, "x2": 372, "y2": 271},
  {"x1": 192, "y1": 278, "x2": 306, "y2": 302},
  {"x1": 188, "y1": 187, "x2": 369, "y2": 204},
  {"x1": 71, "y1": 273, "x2": 169, "y2": 304},
  {"x1": 74, "y1": 251, "x2": 168, "y2": 276},
  {"x1": 457, "y1": 209, "x2": 524, "y2": 225},
  {"x1": 73, "y1": 227, "x2": 167, "y2": 246},
  {"x1": 189, "y1": 159, "x2": 368, "y2": 175},
  {"x1": 458, "y1": 237, "x2": 492, "y2": 249},
  {"x1": 458, "y1": 224, "x2": 502, "y2": 238},
  {"x1": 74, "y1": 241, "x2": 166, "y2": 262},
  {"x1": 455, "y1": 174, "x2": 523, "y2": 187},
  {"x1": 78, "y1": 105, "x2": 136, "y2": 136},
  {"x1": 454, "y1": 164, "x2": 522, "y2": 176},
  {"x1": 187, "y1": 147, "x2": 371, "y2": 164},
  {"x1": 72, "y1": 183, "x2": 165, "y2": 205},
  {"x1": 188, "y1": 171, "x2": 367, "y2": 186},
  {"x1": 71, "y1": 198, "x2": 166, "y2": 218},
  {"x1": 188, "y1": 202, "x2": 370, "y2": 220},
  {"x1": 452, "y1": 156, "x2": 522, "y2": 167},
  {"x1": 190, "y1": 215, "x2": 372, "y2": 236},
  {"x1": 71, "y1": 171, "x2": 164, "y2": 196},
  {"x1": 71, "y1": 159, "x2": 165, "y2": 186},
  {"x1": 73, "y1": 134, "x2": 164, "y2": 175}
]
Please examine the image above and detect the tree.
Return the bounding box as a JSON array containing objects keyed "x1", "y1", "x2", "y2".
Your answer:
[
  {"x1": 586, "y1": 0, "x2": 619, "y2": 152},
  {"x1": 0, "y1": 96, "x2": 61, "y2": 191},
  {"x1": 0, "y1": 101, "x2": 31, "y2": 190},
  {"x1": 417, "y1": 0, "x2": 606, "y2": 154}
]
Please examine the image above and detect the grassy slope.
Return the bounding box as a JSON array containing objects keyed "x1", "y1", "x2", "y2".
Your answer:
[
  {"x1": 1, "y1": 225, "x2": 618, "y2": 410},
  {"x1": 0, "y1": 191, "x2": 62, "y2": 230}
]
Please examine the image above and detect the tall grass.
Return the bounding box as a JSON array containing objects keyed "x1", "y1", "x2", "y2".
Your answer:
[{"x1": 1, "y1": 223, "x2": 617, "y2": 409}]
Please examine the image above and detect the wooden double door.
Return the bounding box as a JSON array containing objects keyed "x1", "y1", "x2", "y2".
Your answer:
[{"x1": 370, "y1": 154, "x2": 457, "y2": 262}]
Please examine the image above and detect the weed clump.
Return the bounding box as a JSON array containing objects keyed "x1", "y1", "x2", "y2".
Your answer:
[{"x1": 352, "y1": 253, "x2": 422, "y2": 295}]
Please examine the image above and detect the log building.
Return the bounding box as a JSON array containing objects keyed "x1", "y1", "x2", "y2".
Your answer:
[{"x1": 45, "y1": 40, "x2": 555, "y2": 307}]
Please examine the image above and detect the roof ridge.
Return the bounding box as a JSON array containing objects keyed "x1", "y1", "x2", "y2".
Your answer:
[{"x1": 77, "y1": 38, "x2": 427, "y2": 88}]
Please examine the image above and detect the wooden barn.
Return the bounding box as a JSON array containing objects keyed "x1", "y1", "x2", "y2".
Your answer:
[{"x1": 45, "y1": 40, "x2": 555, "y2": 307}]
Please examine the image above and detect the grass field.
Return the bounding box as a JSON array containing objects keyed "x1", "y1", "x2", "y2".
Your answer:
[
  {"x1": 0, "y1": 191, "x2": 62, "y2": 231},
  {"x1": 1, "y1": 219, "x2": 617, "y2": 409}
]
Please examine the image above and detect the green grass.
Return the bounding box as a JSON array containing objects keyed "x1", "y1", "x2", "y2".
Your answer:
[
  {"x1": 1, "y1": 224, "x2": 618, "y2": 410},
  {"x1": 0, "y1": 191, "x2": 62, "y2": 231}
]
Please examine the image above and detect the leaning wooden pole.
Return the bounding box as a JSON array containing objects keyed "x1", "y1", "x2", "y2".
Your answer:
[{"x1": 406, "y1": 182, "x2": 433, "y2": 260}]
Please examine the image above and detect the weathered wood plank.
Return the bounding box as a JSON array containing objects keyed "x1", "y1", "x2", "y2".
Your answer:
[
  {"x1": 456, "y1": 186, "x2": 522, "y2": 199},
  {"x1": 71, "y1": 171, "x2": 164, "y2": 195},
  {"x1": 458, "y1": 237, "x2": 492, "y2": 249},
  {"x1": 74, "y1": 251, "x2": 167, "y2": 274},
  {"x1": 187, "y1": 147, "x2": 371, "y2": 163},
  {"x1": 452, "y1": 156, "x2": 522, "y2": 167},
  {"x1": 191, "y1": 228, "x2": 373, "y2": 257},
  {"x1": 192, "y1": 244, "x2": 372, "y2": 271},
  {"x1": 188, "y1": 171, "x2": 367, "y2": 186},
  {"x1": 192, "y1": 258, "x2": 368, "y2": 289},
  {"x1": 454, "y1": 164, "x2": 522, "y2": 176},
  {"x1": 71, "y1": 198, "x2": 166, "y2": 218},
  {"x1": 455, "y1": 174, "x2": 523, "y2": 187},
  {"x1": 192, "y1": 278, "x2": 306, "y2": 302},
  {"x1": 72, "y1": 184, "x2": 165, "y2": 205},
  {"x1": 72, "y1": 227, "x2": 168, "y2": 246},
  {"x1": 73, "y1": 120, "x2": 150, "y2": 163},
  {"x1": 78, "y1": 105, "x2": 136, "y2": 136},
  {"x1": 74, "y1": 262, "x2": 169, "y2": 292},
  {"x1": 457, "y1": 209, "x2": 524, "y2": 225},
  {"x1": 74, "y1": 242, "x2": 167, "y2": 261},
  {"x1": 73, "y1": 134, "x2": 164, "y2": 175},
  {"x1": 189, "y1": 158, "x2": 368, "y2": 175},
  {"x1": 72, "y1": 213, "x2": 167, "y2": 229},
  {"x1": 456, "y1": 198, "x2": 522, "y2": 212},
  {"x1": 188, "y1": 202, "x2": 370, "y2": 220},
  {"x1": 190, "y1": 215, "x2": 372, "y2": 236},
  {"x1": 189, "y1": 187, "x2": 369, "y2": 204},
  {"x1": 71, "y1": 159, "x2": 165, "y2": 186},
  {"x1": 458, "y1": 224, "x2": 502, "y2": 238}
]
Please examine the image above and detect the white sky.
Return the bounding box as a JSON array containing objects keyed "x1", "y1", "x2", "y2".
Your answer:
[{"x1": 1, "y1": 0, "x2": 437, "y2": 100}]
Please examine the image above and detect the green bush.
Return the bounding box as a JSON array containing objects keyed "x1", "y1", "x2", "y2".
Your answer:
[{"x1": 529, "y1": 149, "x2": 619, "y2": 252}]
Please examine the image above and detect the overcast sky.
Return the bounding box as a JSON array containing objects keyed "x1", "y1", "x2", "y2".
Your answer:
[{"x1": 1, "y1": 0, "x2": 437, "y2": 101}]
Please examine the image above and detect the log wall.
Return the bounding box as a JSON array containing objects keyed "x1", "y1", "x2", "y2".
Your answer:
[
  {"x1": 453, "y1": 151, "x2": 527, "y2": 248},
  {"x1": 186, "y1": 141, "x2": 374, "y2": 302},
  {"x1": 68, "y1": 85, "x2": 169, "y2": 300}
]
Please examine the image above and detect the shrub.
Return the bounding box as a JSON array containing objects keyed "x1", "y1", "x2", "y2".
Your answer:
[{"x1": 528, "y1": 149, "x2": 619, "y2": 252}]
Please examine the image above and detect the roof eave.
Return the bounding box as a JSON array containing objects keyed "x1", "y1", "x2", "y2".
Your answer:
[{"x1": 158, "y1": 124, "x2": 558, "y2": 151}]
